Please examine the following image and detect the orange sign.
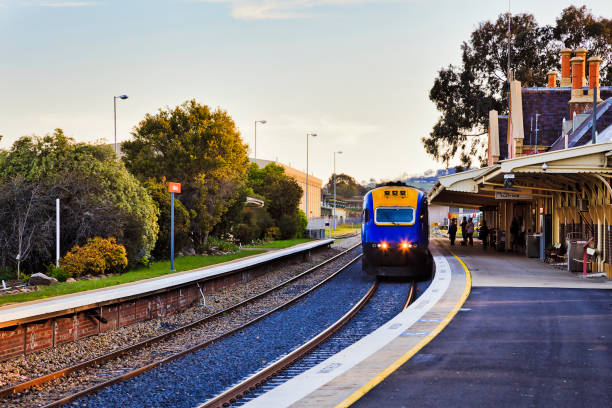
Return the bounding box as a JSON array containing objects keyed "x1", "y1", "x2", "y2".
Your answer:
[{"x1": 168, "y1": 182, "x2": 181, "y2": 193}]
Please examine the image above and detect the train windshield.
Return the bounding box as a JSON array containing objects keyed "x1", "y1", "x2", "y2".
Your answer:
[{"x1": 375, "y1": 207, "x2": 415, "y2": 225}]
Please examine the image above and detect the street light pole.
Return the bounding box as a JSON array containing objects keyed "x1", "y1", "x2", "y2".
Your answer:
[
  {"x1": 254, "y1": 120, "x2": 267, "y2": 160},
  {"x1": 333, "y1": 151, "x2": 343, "y2": 232},
  {"x1": 306, "y1": 133, "x2": 317, "y2": 221},
  {"x1": 113, "y1": 94, "x2": 128, "y2": 155}
]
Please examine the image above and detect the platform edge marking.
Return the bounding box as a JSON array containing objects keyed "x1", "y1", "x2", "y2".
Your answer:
[{"x1": 334, "y1": 245, "x2": 472, "y2": 408}]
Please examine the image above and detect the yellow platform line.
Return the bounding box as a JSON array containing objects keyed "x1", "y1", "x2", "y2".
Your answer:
[{"x1": 335, "y1": 247, "x2": 472, "y2": 408}]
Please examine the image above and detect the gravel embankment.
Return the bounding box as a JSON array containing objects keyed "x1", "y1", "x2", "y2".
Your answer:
[
  {"x1": 235, "y1": 278, "x2": 431, "y2": 405},
  {"x1": 73, "y1": 252, "x2": 370, "y2": 408},
  {"x1": 0, "y1": 244, "x2": 360, "y2": 408}
]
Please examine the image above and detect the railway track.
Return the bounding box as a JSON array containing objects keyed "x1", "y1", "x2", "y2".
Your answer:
[
  {"x1": 0, "y1": 243, "x2": 362, "y2": 408},
  {"x1": 202, "y1": 279, "x2": 417, "y2": 408}
]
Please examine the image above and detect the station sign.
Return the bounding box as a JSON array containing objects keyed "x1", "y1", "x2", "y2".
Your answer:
[
  {"x1": 168, "y1": 182, "x2": 181, "y2": 193},
  {"x1": 495, "y1": 191, "x2": 532, "y2": 200}
]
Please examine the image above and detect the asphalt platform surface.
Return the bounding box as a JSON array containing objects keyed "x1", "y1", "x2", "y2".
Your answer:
[{"x1": 356, "y1": 287, "x2": 612, "y2": 408}]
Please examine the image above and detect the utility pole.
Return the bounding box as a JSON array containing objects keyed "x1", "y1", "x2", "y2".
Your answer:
[
  {"x1": 168, "y1": 182, "x2": 181, "y2": 271},
  {"x1": 56, "y1": 199, "x2": 60, "y2": 268},
  {"x1": 333, "y1": 151, "x2": 343, "y2": 232}
]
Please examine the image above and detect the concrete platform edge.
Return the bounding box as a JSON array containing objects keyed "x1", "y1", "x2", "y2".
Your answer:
[{"x1": 242, "y1": 239, "x2": 470, "y2": 408}]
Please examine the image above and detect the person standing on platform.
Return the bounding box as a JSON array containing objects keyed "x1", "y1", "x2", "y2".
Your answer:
[
  {"x1": 479, "y1": 220, "x2": 490, "y2": 250},
  {"x1": 449, "y1": 219, "x2": 457, "y2": 246},
  {"x1": 466, "y1": 218, "x2": 475, "y2": 246},
  {"x1": 460, "y1": 217, "x2": 468, "y2": 246},
  {"x1": 510, "y1": 217, "x2": 519, "y2": 252}
]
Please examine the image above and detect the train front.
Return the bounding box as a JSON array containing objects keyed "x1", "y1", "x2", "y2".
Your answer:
[{"x1": 361, "y1": 186, "x2": 432, "y2": 279}]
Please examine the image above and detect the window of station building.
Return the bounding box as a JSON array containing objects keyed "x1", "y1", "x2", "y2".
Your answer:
[{"x1": 375, "y1": 207, "x2": 415, "y2": 225}]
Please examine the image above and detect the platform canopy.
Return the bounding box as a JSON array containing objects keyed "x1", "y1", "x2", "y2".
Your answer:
[{"x1": 429, "y1": 142, "x2": 612, "y2": 209}]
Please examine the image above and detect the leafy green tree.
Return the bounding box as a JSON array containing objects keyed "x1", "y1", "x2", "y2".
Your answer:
[
  {"x1": 144, "y1": 178, "x2": 190, "y2": 259},
  {"x1": 553, "y1": 6, "x2": 612, "y2": 81},
  {"x1": 0, "y1": 130, "x2": 159, "y2": 270},
  {"x1": 247, "y1": 163, "x2": 305, "y2": 239},
  {"x1": 122, "y1": 100, "x2": 249, "y2": 247},
  {"x1": 424, "y1": 6, "x2": 611, "y2": 168},
  {"x1": 249, "y1": 163, "x2": 302, "y2": 220},
  {"x1": 324, "y1": 173, "x2": 364, "y2": 197}
]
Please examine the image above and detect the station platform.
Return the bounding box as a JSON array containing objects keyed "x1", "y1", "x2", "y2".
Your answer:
[
  {"x1": 244, "y1": 238, "x2": 470, "y2": 407},
  {"x1": 449, "y1": 240, "x2": 612, "y2": 289},
  {"x1": 0, "y1": 239, "x2": 333, "y2": 328},
  {"x1": 246, "y1": 238, "x2": 612, "y2": 407}
]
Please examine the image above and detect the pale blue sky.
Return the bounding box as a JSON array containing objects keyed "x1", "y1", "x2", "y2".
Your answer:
[{"x1": 1, "y1": 1, "x2": 610, "y2": 183}]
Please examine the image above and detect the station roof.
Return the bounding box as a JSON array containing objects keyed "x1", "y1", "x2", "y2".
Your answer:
[{"x1": 429, "y1": 142, "x2": 612, "y2": 209}]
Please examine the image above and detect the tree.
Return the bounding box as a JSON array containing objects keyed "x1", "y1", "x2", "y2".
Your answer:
[
  {"x1": 324, "y1": 173, "x2": 363, "y2": 197},
  {"x1": 247, "y1": 163, "x2": 305, "y2": 239},
  {"x1": 0, "y1": 176, "x2": 54, "y2": 277},
  {"x1": 424, "y1": 7, "x2": 611, "y2": 168},
  {"x1": 122, "y1": 100, "x2": 249, "y2": 247},
  {"x1": 0, "y1": 130, "x2": 159, "y2": 270},
  {"x1": 553, "y1": 6, "x2": 612, "y2": 82},
  {"x1": 249, "y1": 163, "x2": 302, "y2": 220}
]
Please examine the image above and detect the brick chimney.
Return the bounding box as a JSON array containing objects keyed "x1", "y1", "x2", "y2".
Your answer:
[
  {"x1": 568, "y1": 56, "x2": 591, "y2": 116},
  {"x1": 588, "y1": 56, "x2": 603, "y2": 103},
  {"x1": 547, "y1": 71, "x2": 557, "y2": 87},
  {"x1": 574, "y1": 48, "x2": 588, "y2": 87},
  {"x1": 560, "y1": 48, "x2": 572, "y2": 87}
]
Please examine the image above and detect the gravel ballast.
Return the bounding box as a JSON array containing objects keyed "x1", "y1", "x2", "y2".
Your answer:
[
  {"x1": 73, "y1": 249, "x2": 369, "y2": 408},
  {"x1": 0, "y1": 245, "x2": 361, "y2": 407}
]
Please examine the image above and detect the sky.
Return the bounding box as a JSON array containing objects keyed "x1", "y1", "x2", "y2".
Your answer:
[{"x1": 1, "y1": 1, "x2": 611, "y2": 185}]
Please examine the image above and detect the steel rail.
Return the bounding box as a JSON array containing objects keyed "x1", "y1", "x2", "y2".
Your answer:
[
  {"x1": 402, "y1": 281, "x2": 417, "y2": 310},
  {"x1": 36, "y1": 252, "x2": 363, "y2": 408},
  {"x1": 201, "y1": 280, "x2": 379, "y2": 408},
  {"x1": 205, "y1": 279, "x2": 417, "y2": 408},
  {"x1": 0, "y1": 243, "x2": 361, "y2": 400}
]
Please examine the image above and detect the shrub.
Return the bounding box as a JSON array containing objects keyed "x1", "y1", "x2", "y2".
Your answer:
[
  {"x1": 61, "y1": 237, "x2": 128, "y2": 277},
  {"x1": 297, "y1": 210, "x2": 308, "y2": 237},
  {"x1": 265, "y1": 226, "x2": 281, "y2": 240},
  {"x1": 278, "y1": 214, "x2": 299, "y2": 239},
  {"x1": 46, "y1": 264, "x2": 70, "y2": 282},
  {"x1": 235, "y1": 223, "x2": 256, "y2": 244},
  {"x1": 207, "y1": 237, "x2": 239, "y2": 253}
]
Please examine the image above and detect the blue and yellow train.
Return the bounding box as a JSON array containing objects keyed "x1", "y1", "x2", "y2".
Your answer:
[{"x1": 361, "y1": 184, "x2": 434, "y2": 280}]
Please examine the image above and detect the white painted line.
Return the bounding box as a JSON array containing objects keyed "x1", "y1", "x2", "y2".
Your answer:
[
  {"x1": 0, "y1": 239, "x2": 333, "y2": 325},
  {"x1": 240, "y1": 253, "x2": 452, "y2": 408}
]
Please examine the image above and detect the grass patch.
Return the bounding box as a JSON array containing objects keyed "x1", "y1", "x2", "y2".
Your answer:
[
  {"x1": 0, "y1": 250, "x2": 266, "y2": 306},
  {"x1": 244, "y1": 238, "x2": 313, "y2": 249},
  {"x1": 331, "y1": 224, "x2": 360, "y2": 237}
]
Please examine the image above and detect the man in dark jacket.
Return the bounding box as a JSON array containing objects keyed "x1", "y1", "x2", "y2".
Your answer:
[
  {"x1": 479, "y1": 220, "x2": 490, "y2": 250},
  {"x1": 460, "y1": 217, "x2": 468, "y2": 246},
  {"x1": 448, "y1": 219, "x2": 457, "y2": 246}
]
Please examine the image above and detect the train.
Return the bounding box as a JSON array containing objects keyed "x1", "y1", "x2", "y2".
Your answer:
[{"x1": 361, "y1": 183, "x2": 434, "y2": 280}]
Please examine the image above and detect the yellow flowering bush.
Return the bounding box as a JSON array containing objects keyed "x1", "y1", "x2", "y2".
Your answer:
[{"x1": 61, "y1": 237, "x2": 128, "y2": 277}]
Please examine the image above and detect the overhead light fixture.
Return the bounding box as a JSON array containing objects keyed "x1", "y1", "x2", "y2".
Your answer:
[{"x1": 504, "y1": 173, "x2": 515, "y2": 188}]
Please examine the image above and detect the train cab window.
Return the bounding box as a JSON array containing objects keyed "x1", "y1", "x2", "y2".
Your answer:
[
  {"x1": 375, "y1": 207, "x2": 414, "y2": 225},
  {"x1": 362, "y1": 209, "x2": 370, "y2": 223}
]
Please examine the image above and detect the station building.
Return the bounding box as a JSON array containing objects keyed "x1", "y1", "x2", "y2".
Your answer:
[
  {"x1": 429, "y1": 48, "x2": 612, "y2": 278},
  {"x1": 250, "y1": 158, "x2": 322, "y2": 218}
]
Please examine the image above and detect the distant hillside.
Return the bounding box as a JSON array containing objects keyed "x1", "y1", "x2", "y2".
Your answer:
[
  {"x1": 401, "y1": 168, "x2": 461, "y2": 192},
  {"x1": 361, "y1": 168, "x2": 468, "y2": 193}
]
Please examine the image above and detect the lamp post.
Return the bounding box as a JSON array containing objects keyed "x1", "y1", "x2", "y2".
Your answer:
[
  {"x1": 113, "y1": 94, "x2": 128, "y2": 155},
  {"x1": 333, "y1": 151, "x2": 343, "y2": 232},
  {"x1": 254, "y1": 120, "x2": 267, "y2": 160},
  {"x1": 306, "y1": 133, "x2": 317, "y2": 221}
]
